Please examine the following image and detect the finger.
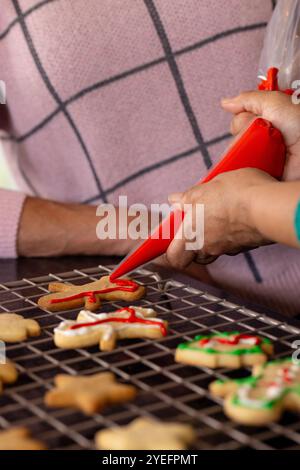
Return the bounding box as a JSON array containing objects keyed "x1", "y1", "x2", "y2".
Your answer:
[
  {"x1": 194, "y1": 253, "x2": 218, "y2": 265},
  {"x1": 221, "y1": 90, "x2": 289, "y2": 116},
  {"x1": 166, "y1": 236, "x2": 195, "y2": 270},
  {"x1": 230, "y1": 112, "x2": 255, "y2": 135}
]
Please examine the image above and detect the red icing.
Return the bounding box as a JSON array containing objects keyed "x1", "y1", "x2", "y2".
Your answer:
[
  {"x1": 281, "y1": 367, "x2": 294, "y2": 384},
  {"x1": 50, "y1": 279, "x2": 139, "y2": 305},
  {"x1": 69, "y1": 307, "x2": 167, "y2": 336},
  {"x1": 199, "y1": 333, "x2": 261, "y2": 347}
]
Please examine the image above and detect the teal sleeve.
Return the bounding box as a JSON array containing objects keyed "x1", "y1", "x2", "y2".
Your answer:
[{"x1": 294, "y1": 200, "x2": 300, "y2": 243}]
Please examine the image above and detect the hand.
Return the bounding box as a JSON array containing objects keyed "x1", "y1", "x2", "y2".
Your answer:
[
  {"x1": 221, "y1": 91, "x2": 300, "y2": 181},
  {"x1": 166, "y1": 168, "x2": 274, "y2": 269}
]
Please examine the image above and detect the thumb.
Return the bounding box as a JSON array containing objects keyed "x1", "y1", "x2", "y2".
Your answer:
[{"x1": 221, "y1": 90, "x2": 289, "y2": 117}]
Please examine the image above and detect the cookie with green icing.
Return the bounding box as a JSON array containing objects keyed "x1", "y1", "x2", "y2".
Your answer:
[
  {"x1": 175, "y1": 332, "x2": 273, "y2": 369},
  {"x1": 210, "y1": 358, "x2": 300, "y2": 425}
]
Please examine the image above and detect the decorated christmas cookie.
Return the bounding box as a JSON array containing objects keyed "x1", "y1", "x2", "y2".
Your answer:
[
  {"x1": 175, "y1": 332, "x2": 273, "y2": 369},
  {"x1": 95, "y1": 417, "x2": 196, "y2": 450},
  {"x1": 38, "y1": 276, "x2": 145, "y2": 312},
  {"x1": 54, "y1": 306, "x2": 167, "y2": 351},
  {"x1": 210, "y1": 358, "x2": 300, "y2": 425}
]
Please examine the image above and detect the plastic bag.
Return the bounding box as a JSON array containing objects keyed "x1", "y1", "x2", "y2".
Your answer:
[{"x1": 258, "y1": 0, "x2": 300, "y2": 90}]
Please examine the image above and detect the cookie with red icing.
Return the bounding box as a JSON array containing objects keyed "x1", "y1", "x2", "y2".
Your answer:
[
  {"x1": 210, "y1": 358, "x2": 300, "y2": 425},
  {"x1": 38, "y1": 275, "x2": 145, "y2": 312},
  {"x1": 175, "y1": 331, "x2": 273, "y2": 369},
  {"x1": 54, "y1": 306, "x2": 168, "y2": 351}
]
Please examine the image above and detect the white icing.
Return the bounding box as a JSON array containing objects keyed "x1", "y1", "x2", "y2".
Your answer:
[
  {"x1": 237, "y1": 362, "x2": 300, "y2": 409},
  {"x1": 54, "y1": 306, "x2": 163, "y2": 338},
  {"x1": 203, "y1": 334, "x2": 257, "y2": 349}
]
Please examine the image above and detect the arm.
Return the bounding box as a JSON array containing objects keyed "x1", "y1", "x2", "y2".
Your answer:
[
  {"x1": 18, "y1": 197, "x2": 138, "y2": 257},
  {"x1": 165, "y1": 168, "x2": 300, "y2": 269},
  {"x1": 248, "y1": 180, "x2": 300, "y2": 248}
]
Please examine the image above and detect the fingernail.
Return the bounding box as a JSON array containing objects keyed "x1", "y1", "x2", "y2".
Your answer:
[{"x1": 168, "y1": 192, "x2": 183, "y2": 203}]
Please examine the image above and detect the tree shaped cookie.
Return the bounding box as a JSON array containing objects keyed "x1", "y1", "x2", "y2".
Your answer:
[
  {"x1": 0, "y1": 313, "x2": 41, "y2": 343},
  {"x1": 210, "y1": 358, "x2": 300, "y2": 425},
  {"x1": 38, "y1": 275, "x2": 145, "y2": 312},
  {"x1": 96, "y1": 417, "x2": 196, "y2": 450},
  {"x1": 45, "y1": 372, "x2": 136, "y2": 415},
  {"x1": 0, "y1": 362, "x2": 18, "y2": 394},
  {"x1": 54, "y1": 306, "x2": 168, "y2": 351},
  {"x1": 176, "y1": 332, "x2": 273, "y2": 369},
  {"x1": 0, "y1": 427, "x2": 46, "y2": 450}
]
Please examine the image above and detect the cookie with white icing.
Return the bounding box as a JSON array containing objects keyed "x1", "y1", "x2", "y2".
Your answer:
[
  {"x1": 210, "y1": 358, "x2": 300, "y2": 425},
  {"x1": 175, "y1": 332, "x2": 273, "y2": 369},
  {"x1": 54, "y1": 306, "x2": 168, "y2": 351}
]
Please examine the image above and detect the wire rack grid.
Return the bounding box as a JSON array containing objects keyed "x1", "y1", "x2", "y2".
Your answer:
[{"x1": 0, "y1": 264, "x2": 299, "y2": 450}]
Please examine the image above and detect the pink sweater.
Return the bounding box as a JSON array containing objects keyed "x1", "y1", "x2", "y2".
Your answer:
[{"x1": 1, "y1": 0, "x2": 298, "y2": 315}]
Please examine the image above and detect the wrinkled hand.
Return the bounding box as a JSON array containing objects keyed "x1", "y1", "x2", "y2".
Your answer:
[
  {"x1": 221, "y1": 91, "x2": 300, "y2": 181},
  {"x1": 166, "y1": 168, "x2": 274, "y2": 269}
]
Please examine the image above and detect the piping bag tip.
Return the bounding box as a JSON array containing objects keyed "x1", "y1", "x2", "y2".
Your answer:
[{"x1": 109, "y1": 209, "x2": 185, "y2": 281}]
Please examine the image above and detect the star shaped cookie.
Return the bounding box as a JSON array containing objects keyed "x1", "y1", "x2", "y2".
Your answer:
[
  {"x1": 38, "y1": 275, "x2": 145, "y2": 312},
  {"x1": 95, "y1": 417, "x2": 196, "y2": 450},
  {"x1": 54, "y1": 306, "x2": 168, "y2": 351},
  {"x1": 0, "y1": 313, "x2": 41, "y2": 343},
  {"x1": 0, "y1": 427, "x2": 46, "y2": 450},
  {"x1": 45, "y1": 372, "x2": 137, "y2": 415},
  {"x1": 0, "y1": 361, "x2": 18, "y2": 394}
]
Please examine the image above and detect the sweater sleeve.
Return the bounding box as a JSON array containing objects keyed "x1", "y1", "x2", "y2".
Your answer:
[{"x1": 0, "y1": 188, "x2": 26, "y2": 258}]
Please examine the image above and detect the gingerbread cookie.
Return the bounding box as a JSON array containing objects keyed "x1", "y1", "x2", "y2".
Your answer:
[
  {"x1": 38, "y1": 276, "x2": 145, "y2": 312},
  {"x1": 95, "y1": 417, "x2": 196, "y2": 450},
  {"x1": 0, "y1": 427, "x2": 46, "y2": 450},
  {"x1": 0, "y1": 362, "x2": 18, "y2": 394},
  {"x1": 54, "y1": 306, "x2": 168, "y2": 351},
  {"x1": 45, "y1": 372, "x2": 136, "y2": 415},
  {"x1": 0, "y1": 313, "x2": 41, "y2": 343},
  {"x1": 210, "y1": 358, "x2": 300, "y2": 426},
  {"x1": 175, "y1": 332, "x2": 273, "y2": 369}
]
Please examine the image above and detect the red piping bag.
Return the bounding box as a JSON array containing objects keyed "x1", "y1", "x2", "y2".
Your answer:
[{"x1": 110, "y1": 68, "x2": 287, "y2": 281}]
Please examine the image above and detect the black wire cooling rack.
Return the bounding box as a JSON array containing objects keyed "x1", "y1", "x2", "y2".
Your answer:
[{"x1": 0, "y1": 264, "x2": 300, "y2": 450}]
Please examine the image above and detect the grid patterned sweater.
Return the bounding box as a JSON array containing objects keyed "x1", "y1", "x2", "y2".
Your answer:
[{"x1": 1, "y1": 0, "x2": 299, "y2": 316}]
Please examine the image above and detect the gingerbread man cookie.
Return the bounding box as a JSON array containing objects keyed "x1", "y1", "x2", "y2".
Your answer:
[
  {"x1": 95, "y1": 417, "x2": 196, "y2": 450},
  {"x1": 0, "y1": 427, "x2": 46, "y2": 450},
  {"x1": 175, "y1": 332, "x2": 273, "y2": 369},
  {"x1": 0, "y1": 313, "x2": 41, "y2": 343},
  {"x1": 45, "y1": 372, "x2": 136, "y2": 415},
  {"x1": 0, "y1": 362, "x2": 18, "y2": 394},
  {"x1": 210, "y1": 358, "x2": 300, "y2": 426},
  {"x1": 54, "y1": 306, "x2": 168, "y2": 351},
  {"x1": 38, "y1": 276, "x2": 145, "y2": 312}
]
